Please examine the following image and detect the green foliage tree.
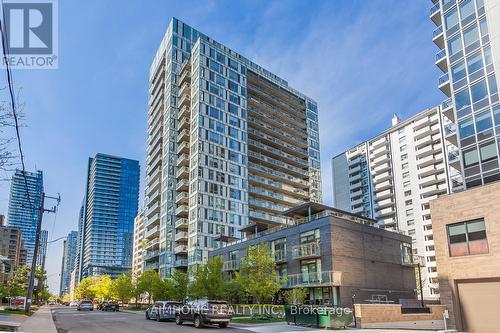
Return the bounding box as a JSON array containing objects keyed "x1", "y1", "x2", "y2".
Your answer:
[
  {"x1": 75, "y1": 276, "x2": 97, "y2": 300},
  {"x1": 6, "y1": 265, "x2": 30, "y2": 297},
  {"x1": 283, "y1": 287, "x2": 308, "y2": 305},
  {"x1": 171, "y1": 270, "x2": 189, "y2": 301},
  {"x1": 235, "y1": 244, "x2": 284, "y2": 303},
  {"x1": 93, "y1": 275, "x2": 113, "y2": 301},
  {"x1": 152, "y1": 278, "x2": 173, "y2": 301},
  {"x1": 188, "y1": 257, "x2": 227, "y2": 300},
  {"x1": 137, "y1": 269, "x2": 160, "y2": 304},
  {"x1": 111, "y1": 274, "x2": 133, "y2": 303}
]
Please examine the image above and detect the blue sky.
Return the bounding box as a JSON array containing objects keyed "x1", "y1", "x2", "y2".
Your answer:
[{"x1": 0, "y1": 0, "x2": 444, "y2": 292}]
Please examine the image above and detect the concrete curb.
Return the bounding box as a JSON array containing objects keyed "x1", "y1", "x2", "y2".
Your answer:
[{"x1": 19, "y1": 306, "x2": 57, "y2": 333}]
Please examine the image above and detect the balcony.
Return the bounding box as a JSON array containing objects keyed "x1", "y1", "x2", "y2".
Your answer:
[
  {"x1": 144, "y1": 250, "x2": 159, "y2": 261},
  {"x1": 373, "y1": 170, "x2": 391, "y2": 184},
  {"x1": 441, "y1": 98, "x2": 454, "y2": 121},
  {"x1": 448, "y1": 150, "x2": 460, "y2": 166},
  {"x1": 375, "y1": 207, "x2": 395, "y2": 218},
  {"x1": 419, "y1": 173, "x2": 445, "y2": 187},
  {"x1": 174, "y1": 244, "x2": 188, "y2": 254},
  {"x1": 178, "y1": 94, "x2": 191, "y2": 108},
  {"x1": 175, "y1": 192, "x2": 188, "y2": 205},
  {"x1": 145, "y1": 226, "x2": 160, "y2": 239},
  {"x1": 176, "y1": 141, "x2": 189, "y2": 155},
  {"x1": 146, "y1": 202, "x2": 160, "y2": 218},
  {"x1": 176, "y1": 166, "x2": 189, "y2": 179},
  {"x1": 284, "y1": 271, "x2": 342, "y2": 288},
  {"x1": 175, "y1": 205, "x2": 189, "y2": 218},
  {"x1": 175, "y1": 218, "x2": 188, "y2": 230},
  {"x1": 144, "y1": 261, "x2": 159, "y2": 271},
  {"x1": 349, "y1": 172, "x2": 362, "y2": 182},
  {"x1": 432, "y1": 26, "x2": 444, "y2": 49},
  {"x1": 438, "y1": 73, "x2": 451, "y2": 96},
  {"x1": 421, "y1": 183, "x2": 447, "y2": 198},
  {"x1": 292, "y1": 242, "x2": 321, "y2": 259},
  {"x1": 372, "y1": 161, "x2": 391, "y2": 174},
  {"x1": 223, "y1": 260, "x2": 240, "y2": 271},
  {"x1": 176, "y1": 178, "x2": 189, "y2": 192},
  {"x1": 176, "y1": 154, "x2": 189, "y2": 168},
  {"x1": 177, "y1": 118, "x2": 190, "y2": 132},
  {"x1": 176, "y1": 129, "x2": 189, "y2": 143},
  {"x1": 179, "y1": 83, "x2": 190, "y2": 97},
  {"x1": 374, "y1": 188, "x2": 393, "y2": 200},
  {"x1": 178, "y1": 106, "x2": 190, "y2": 120},
  {"x1": 429, "y1": 2, "x2": 441, "y2": 25},
  {"x1": 174, "y1": 259, "x2": 188, "y2": 268},
  {"x1": 350, "y1": 188, "x2": 363, "y2": 199},
  {"x1": 179, "y1": 69, "x2": 190, "y2": 85},
  {"x1": 435, "y1": 49, "x2": 447, "y2": 72},
  {"x1": 414, "y1": 123, "x2": 440, "y2": 140},
  {"x1": 175, "y1": 231, "x2": 189, "y2": 242},
  {"x1": 274, "y1": 249, "x2": 286, "y2": 263},
  {"x1": 370, "y1": 136, "x2": 388, "y2": 150},
  {"x1": 374, "y1": 179, "x2": 392, "y2": 192}
]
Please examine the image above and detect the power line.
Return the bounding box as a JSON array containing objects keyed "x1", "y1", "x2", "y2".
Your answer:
[{"x1": 0, "y1": 0, "x2": 34, "y2": 209}]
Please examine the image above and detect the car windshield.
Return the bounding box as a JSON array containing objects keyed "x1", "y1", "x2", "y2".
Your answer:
[{"x1": 81, "y1": 301, "x2": 92, "y2": 304}]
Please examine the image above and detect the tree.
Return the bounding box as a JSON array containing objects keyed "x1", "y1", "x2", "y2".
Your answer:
[
  {"x1": 75, "y1": 277, "x2": 96, "y2": 300},
  {"x1": 283, "y1": 288, "x2": 308, "y2": 305},
  {"x1": 171, "y1": 270, "x2": 188, "y2": 301},
  {"x1": 6, "y1": 265, "x2": 30, "y2": 297},
  {"x1": 152, "y1": 278, "x2": 173, "y2": 301},
  {"x1": 112, "y1": 274, "x2": 133, "y2": 303},
  {"x1": 235, "y1": 244, "x2": 285, "y2": 303},
  {"x1": 188, "y1": 257, "x2": 227, "y2": 300},
  {"x1": 93, "y1": 275, "x2": 113, "y2": 301},
  {"x1": 137, "y1": 270, "x2": 160, "y2": 304},
  {"x1": 61, "y1": 293, "x2": 71, "y2": 303}
]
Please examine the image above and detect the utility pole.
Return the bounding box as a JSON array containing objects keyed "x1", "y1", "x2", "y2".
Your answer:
[{"x1": 25, "y1": 192, "x2": 60, "y2": 314}]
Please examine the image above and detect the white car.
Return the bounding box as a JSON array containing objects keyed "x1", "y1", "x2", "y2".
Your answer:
[{"x1": 69, "y1": 301, "x2": 79, "y2": 307}]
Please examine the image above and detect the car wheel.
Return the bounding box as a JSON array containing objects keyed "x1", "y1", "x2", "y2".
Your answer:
[
  {"x1": 175, "y1": 314, "x2": 183, "y2": 325},
  {"x1": 156, "y1": 315, "x2": 161, "y2": 322},
  {"x1": 194, "y1": 315, "x2": 203, "y2": 328},
  {"x1": 219, "y1": 323, "x2": 228, "y2": 328}
]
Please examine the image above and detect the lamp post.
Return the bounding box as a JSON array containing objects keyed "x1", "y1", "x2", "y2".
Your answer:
[{"x1": 414, "y1": 255, "x2": 425, "y2": 308}]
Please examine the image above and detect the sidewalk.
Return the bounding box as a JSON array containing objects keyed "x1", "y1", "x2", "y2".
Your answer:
[
  {"x1": 236, "y1": 323, "x2": 456, "y2": 333},
  {"x1": 19, "y1": 306, "x2": 57, "y2": 333}
]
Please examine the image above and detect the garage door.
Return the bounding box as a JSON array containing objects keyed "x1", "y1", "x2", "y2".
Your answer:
[{"x1": 458, "y1": 281, "x2": 500, "y2": 332}]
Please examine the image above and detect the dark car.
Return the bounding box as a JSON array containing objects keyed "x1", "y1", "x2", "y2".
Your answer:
[
  {"x1": 146, "y1": 301, "x2": 182, "y2": 322},
  {"x1": 175, "y1": 300, "x2": 231, "y2": 328},
  {"x1": 100, "y1": 301, "x2": 119, "y2": 312}
]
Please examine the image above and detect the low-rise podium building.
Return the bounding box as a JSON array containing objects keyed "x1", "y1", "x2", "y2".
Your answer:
[{"x1": 210, "y1": 202, "x2": 416, "y2": 306}]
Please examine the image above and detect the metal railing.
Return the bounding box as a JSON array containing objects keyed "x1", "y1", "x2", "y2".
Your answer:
[
  {"x1": 284, "y1": 271, "x2": 342, "y2": 288},
  {"x1": 291, "y1": 242, "x2": 321, "y2": 259}
]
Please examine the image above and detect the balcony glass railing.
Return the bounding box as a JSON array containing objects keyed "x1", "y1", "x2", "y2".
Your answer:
[
  {"x1": 291, "y1": 242, "x2": 321, "y2": 259},
  {"x1": 284, "y1": 271, "x2": 342, "y2": 288},
  {"x1": 430, "y1": 3, "x2": 440, "y2": 15},
  {"x1": 223, "y1": 260, "x2": 240, "y2": 271},
  {"x1": 433, "y1": 26, "x2": 443, "y2": 38},
  {"x1": 439, "y1": 73, "x2": 449, "y2": 85},
  {"x1": 436, "y1": 49, "x2": 446, "y2": 61}
]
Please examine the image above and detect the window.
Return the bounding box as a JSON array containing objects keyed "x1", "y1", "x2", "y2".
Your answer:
[
  {"x1": 455, "y1": 89, "x2": 471, "y2": 111},
  {"x1": 459, "y1": 0, "x2": 475, "y2": 21},
  {"x1": 404, "y1": 190, "x2": 411, "y2": 197},
  {"x1": 448, "y1": 219, "x2": 488, "y2": 257},
  {"x1": 448, "y1": 35, "x2": 463, "y2": 55},
  {"x1": 488, "y1": 75, "x2": 498, "y2": 95},
  {"x1": 494, "y1": 105, "x2": 500, "y2": 125},
  {"x1": 475, "y1": 111, "x2": 492, "y2": 132},
  {"x1": 444, "y1": 8, "x2": 459, "y2": 30},
  {"x1": 405, "y1": 199, "x2": 412, "y2": 206},
  {"x1": 401, "y1": 153, "x2": 408, "y2": 161},
  {"x1": 484, "y1": 46, "x2": 493, "y2": 66},
  {"x1": 406, "y1": 208, "x2": 414, "y2": 217},
  {"x1": 467, "y1": 52, "x2": 483, "y2": 74},
  {"x1": 463, "y1": 24, "x2": 479, "y2": 48},
  {"x1": 479, "y1": 19, "x2": 488, "y2": 37},
  {"x1": 452, "y1": 60, "x2": 467, "y2": 81},
  {"x1": 471, "y1": 79, "x2": 488, "y2": 103},
  {"x1": 401, "y1": 242, "x2": 413, "y2": 265},
  {"x1": 463, "y1": 147, "x2": 479, "y2": 167},
  {"x1": 479, "y1": 141, "x2": 497, "y2": 162},
  {"x1": 459, "y1": 117, "x2": 475, "y2": 138}
]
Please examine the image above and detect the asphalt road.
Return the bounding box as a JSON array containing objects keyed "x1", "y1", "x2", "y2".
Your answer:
[{"x1": 51, "y1": 306, "x2": 250, "y2": 333}]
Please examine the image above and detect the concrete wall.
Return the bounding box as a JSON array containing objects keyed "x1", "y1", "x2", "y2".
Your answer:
[
  {"x1": 354, "y1": 304, "x2": 446, "y2": 329},
  {"x1": 430, "y1": 181, "x2": 500, "y2": 330}
]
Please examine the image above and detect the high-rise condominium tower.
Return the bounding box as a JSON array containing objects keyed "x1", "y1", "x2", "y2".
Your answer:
[
  {"x1": 59, "y1": 231, "x2": 78, "y2": 296},
  {"x1": 431, "y1": 0, "x2": 500, "y2": 190},
  {"x1": 143, "y1": 18, "x2": 321, "y2": 277},
  {"x1": 7, "y1": 169, "x2": 44, "y2": 265},
  {"x1": 332, "y1": 108, "x2": 449, "y2": 300},
  {"x1": 80, "y1": 153, "x2": 140, "y2": 278}
]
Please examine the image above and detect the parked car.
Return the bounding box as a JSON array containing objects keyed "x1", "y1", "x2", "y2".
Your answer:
[
  {"x1": 77, "y1": 300, "x2": 94, "y2": 311},
  {"x1": 100, "y1": 301, "x2": 119, "y2": 312},
  {"x1": 145, "y1": 301, "x2": 182, "y2": 321},
  {"x1": 175, "y1": 300, "x2": 231, "y2": 328},
  {"x1": 69, "y1": 301, "x2": 79, "y2": 307}
]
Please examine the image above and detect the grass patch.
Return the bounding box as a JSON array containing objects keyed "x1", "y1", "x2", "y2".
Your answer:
[
  {"x1": 0, "y1": 309, "x2": 28, "y2": 316},
  {"x1": 231, "y1": 316, "x2": 284, "y2": 324}
]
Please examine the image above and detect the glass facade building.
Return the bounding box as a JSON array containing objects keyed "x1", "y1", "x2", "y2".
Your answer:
[
  {"x1": 59, "y1": 230, "x2": 78, "y2": 296},
  {"x1": 7, "y1": 169, "x2": 44, "y2": 265},
  {"x1": 431, "y1": 0, "x2": 500, "y2": 190},
  {"x1": 143, "y1": 18, "x2": 321, "y2": 277},
  {"x1": 80, "y1": 153, "x2": 140, "y2": 278}
]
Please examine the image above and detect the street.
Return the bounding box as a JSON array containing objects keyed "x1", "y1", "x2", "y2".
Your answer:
[{"x1": 51, "y1": 306, "x2": 251, "y2": 333}]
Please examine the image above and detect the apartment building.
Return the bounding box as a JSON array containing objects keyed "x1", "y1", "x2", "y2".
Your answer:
[
  {"x1": 0, "y1": 216, "x2": 27, "y2": 285},
  {"x1": 37, "y1": 229, "x2": 48, "y2": 269},
  {"x1": 210, "y1": 202, "x2": 416, "y2": 306},
  {"x1": 332, "y1": 108, "x2": 450, "y2": 300},
  {"x1": 142, "y1": 18, "x2": 321, "y2": 277},
  {"x1": 59, "y1": 231, "x2": 78, "y2": 296},
  {"x1": 132, "y1": 208, "x2": 146, "y2": 279},
  {"x1": 430, "y1": 181, "x2": 500, "y2": 332},
  {"x1": 80, "y1": 153, "x2": 140, "y2": 279},
  {"x1": 431, "y1": 0, "x2": 500, "y2": 190},
  {"x1": 7, "y1": 169, "x2": 44, "y2": 265}
]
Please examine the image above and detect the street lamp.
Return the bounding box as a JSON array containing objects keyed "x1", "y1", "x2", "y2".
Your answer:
[{"x1": 413, "y1": 255, "x2": 425, "y2": 308}]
